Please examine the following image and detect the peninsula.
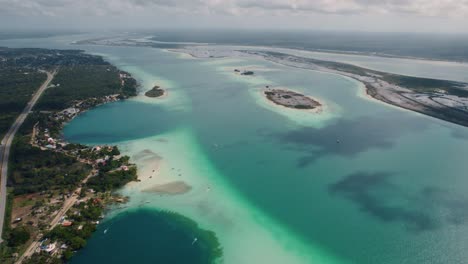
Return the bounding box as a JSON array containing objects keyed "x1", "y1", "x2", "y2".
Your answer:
[
  {"x1": 244, "y1": 50, "x2": 468, "y2": 127},
  {"x1": 0, "y1": 47, "x2": 138, "y2": 264}
]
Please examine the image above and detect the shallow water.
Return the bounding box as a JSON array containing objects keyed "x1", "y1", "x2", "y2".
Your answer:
[{"x1": 3, "y1": 35, "x2": 468, "y2": 263}]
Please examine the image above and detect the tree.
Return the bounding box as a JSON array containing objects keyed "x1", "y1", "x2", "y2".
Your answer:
[
  {"x1": 8, "y1": 227, "x2": 31, "y2": 247},
  {"x1": 70, "y1": 237, "x2": 86, "y2": 250},
  {"x1": 63, "y1": 250, "x2": 74, "y2": 261}
]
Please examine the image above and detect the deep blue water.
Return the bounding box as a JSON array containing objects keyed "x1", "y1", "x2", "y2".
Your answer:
[{"x1": 70, "y1": 209, "x2": 214, "y2": 264}]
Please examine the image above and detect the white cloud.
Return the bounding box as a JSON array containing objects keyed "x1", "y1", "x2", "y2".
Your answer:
[
  {"x1": 0, "y1": 0, "x2": 467, "y2": 32},
  {"x1": 1, "y1": 0, "x2": 468, "y2": 17}
]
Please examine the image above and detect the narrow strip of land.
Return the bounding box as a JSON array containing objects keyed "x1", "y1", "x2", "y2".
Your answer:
[{"x1": 0, "y1": 70, "x2": 56, "y2": 244}]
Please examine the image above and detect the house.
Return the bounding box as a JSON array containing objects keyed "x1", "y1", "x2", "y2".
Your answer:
[
  {"x1": 93, "y1": 146, "x2": 102, "y2": 152},
  {"x1": 42, "y1": 243, "x2": 56, "y2": 253},
  {"x1": 62, "y1": 221, "x2": 73, "y2": 227},
  {"x1": 45, "y1": 144, "x2": 56, "y2": 149}
]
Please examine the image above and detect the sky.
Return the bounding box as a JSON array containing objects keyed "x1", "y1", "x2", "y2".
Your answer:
[{"x1": 1, "y1": 0, "x2": 468, "y2": 33}]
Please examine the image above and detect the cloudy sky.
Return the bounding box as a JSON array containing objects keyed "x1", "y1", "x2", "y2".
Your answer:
[{"x1": 1, "y1": 0, "x2": 468, "y2": 32}]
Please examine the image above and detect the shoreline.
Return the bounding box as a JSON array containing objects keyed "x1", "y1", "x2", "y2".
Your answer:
[
  {"x1": 53, "y1": 73, "x2": 221, "y2": 262},
  {"x1": 245, "y1": 50, "x2": 468, "y2": 128},
  {"x1": 166, "y1": 47, "x2": 468, "y2": 128},
  {"x1": 74, "y1": 34, "x2": 468, "y2": 65},
  {"x1": 163, "y1": 45, "x2": 468, "y2": 66},
  {"x1": 11, "y1": 62, "x2": 140, "y2": 263}
]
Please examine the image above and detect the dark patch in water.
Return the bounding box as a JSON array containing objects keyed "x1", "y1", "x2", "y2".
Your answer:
[
  {"x1": 274, "y1": 114, "x2": 429, "y2": 167},
  {"x1": 329, "y1": 172, "x2": 468, "y2": 232},
  {"x1": 449, "y1": 126, "x2": 468, "y2": 140},
  {"x1": 70, "y1": 209, "x2": 222, "y2": 264}
]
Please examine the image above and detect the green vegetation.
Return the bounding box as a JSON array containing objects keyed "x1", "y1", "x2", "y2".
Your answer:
[
  {"x1": 9, "y1": 135, "x2": 91, "y2": 195},
  {"x1": 23, "y1": 200, "x2": 102, "y2": 263},
  {"x1": 384, "y1": 74, "x2": 468, "y2": 96},
  {"x1": 0, "y1": 47, "x2": 138, "y2": 135},
  {"x1": 144, "y1": 85, "x2": 165, "y2": 98},
  {"x1": 47, "y1": 216, "x2": 95, "y2": 248},
  {"x1": 0, "y1": 192, "x2": 14, "y2": 263},
  {"x1": 87, "y1": 166, "x2": 137, "y2": 192},
  {"x1": 258, "y1": 50, "x2": 468, "y2": 96},
  {"x1": 0, "y1": 47, "x2": 112, "y2": 69},
  {"x1": 0, "y1": 67, "x2": 46, "y2": 137},
  {"x1": 23, "y1": 254, "x2": 62, "y2": 264},
  {"x1": 77, "y1": 146, "x2": 120, "y2": 161},
  {"x1": 36, "y1": 66, "x2": 136, "y2": 111},
  {"x1": 0, "y1": 47, "x2": 139, "y2": 263},
  {"x1": 7, "y1": 227, "x2": 31, "y2": 247},
  {"x1": 294, "y1": 104, "x2": 312, "y2": 109}
]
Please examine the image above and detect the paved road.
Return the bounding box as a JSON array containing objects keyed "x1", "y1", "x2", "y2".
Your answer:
[
  {"x1": 17, "y1": 192, "x2": 79, "y2": 262},
  {"x1": 0, "y1": 70, "x2": 56, "y2": 244}
]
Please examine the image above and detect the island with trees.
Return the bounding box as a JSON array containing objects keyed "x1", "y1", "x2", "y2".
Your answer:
[
  {"x1": 144, "y1": 85, "x2": 165, "y2": 98},
  {"x1": 264, "y1": 89, "x2": 322, "y2": 110}
]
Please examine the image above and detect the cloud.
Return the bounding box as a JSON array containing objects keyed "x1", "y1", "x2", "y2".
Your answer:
[{"x1": 1, "y1": 0, "x2": 468, "y2": 17}]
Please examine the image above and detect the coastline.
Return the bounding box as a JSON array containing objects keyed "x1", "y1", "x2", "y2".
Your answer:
[
  {"x1": 171, "y1": 47, "x2": 428, "y2": 122},
  {"x1": 13, "y1": 34, "x2": 468, "y2": 263},
  {"x1": 50, "y1": 66, "x2": 222, "y2": 263},
  {"x1": 7, "y1": 59, "x2": 142, "y2": 263},
  {"x1": 244, "y1": 50, "x2": 468, "y2": 128},
  {"x1": 168, "y1": 47, "x2": 468, "y2": 128}
]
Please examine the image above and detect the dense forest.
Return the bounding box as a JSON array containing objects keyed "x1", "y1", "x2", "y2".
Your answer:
[
  {"x1": 0, "y1": 68, "x2": 45, "y2": 137},
  {"x1": 1, "y1": 47, "x2": 138, "y2": 195},
  {"x1": 0, "y1": 47, "x2": 137, "y2": 135},
  {"x1": 35, "y1": 65, "x2": 136, "y2": 110},
  {"x1": 8, "y1": 135, "x2": 91, "y2": 195},
  {"x1": 87, "y1": 166, "x2": 137, "y2": 192}
]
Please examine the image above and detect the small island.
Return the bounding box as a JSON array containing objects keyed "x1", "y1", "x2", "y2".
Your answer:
[
  {"x1": 145, "y1": 85, "x2": 165, "y2": 98},
  {"x1": 264, "y1": 89, "x2": 322, "y2": 110},
  {"x1": 234, "y1": 69, "x2": 254, "y2": 75}
]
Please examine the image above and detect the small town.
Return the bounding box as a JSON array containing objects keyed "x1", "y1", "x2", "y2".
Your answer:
[{"x1": 1, "y1": 65, "x2": 138, "y2": 263}]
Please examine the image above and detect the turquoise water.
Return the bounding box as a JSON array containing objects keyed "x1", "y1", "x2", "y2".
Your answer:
[{"x1": 3, "y1": 35, "x2": 468, "y2": 263}]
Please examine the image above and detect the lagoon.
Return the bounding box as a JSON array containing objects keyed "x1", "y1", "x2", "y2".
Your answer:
[{"x1": 3, "y1": 35, "x2": 468, "y2": 263}]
